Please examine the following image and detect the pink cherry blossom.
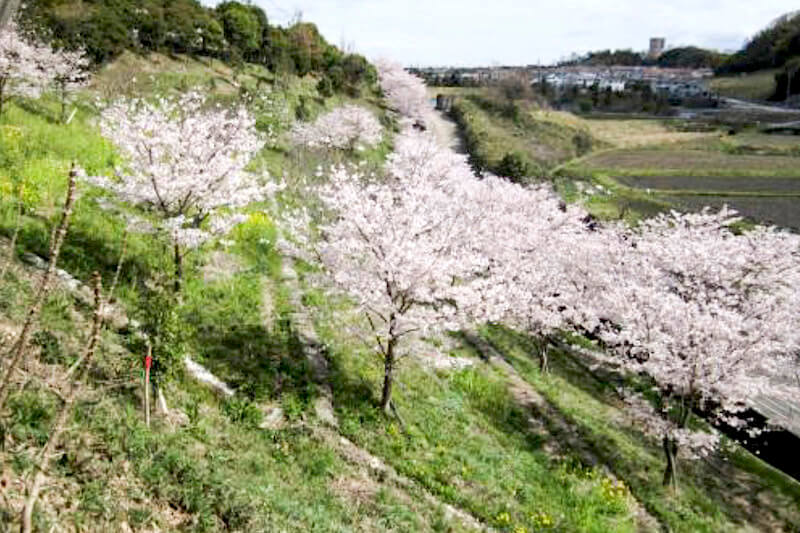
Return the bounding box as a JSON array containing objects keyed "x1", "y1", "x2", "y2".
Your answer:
[{"x1": 291, "y1": 104, "x2": 382, "y2": 151}]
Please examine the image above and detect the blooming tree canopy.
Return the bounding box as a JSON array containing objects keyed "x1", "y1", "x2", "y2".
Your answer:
[
  {"x1": 290, "y1": 104, "x2": 382, "y2": 151},
  {"x1": 305, "y1": 128, "x2": 493, "y2": 411},
  {"x1": 0, "y1": 21, "x2": 51, "y2": 113},
  {"x1": 375, "y1": 59, "x2": 429, "y2": 122},
  {"x1": 594, "y1": 209, "x2": 800, "y2": 487},
  {"x1": 93, "y1": 91, "x2": 276, "y2": 289}
]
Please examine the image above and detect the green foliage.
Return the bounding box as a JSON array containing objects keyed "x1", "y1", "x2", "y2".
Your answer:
[
  {"x1": 718, "y1": 11, "x2": 800, "y2": 74},
  {"x1": 216, "y1": 1, "x2": 266, "y2": 62},
  {"x1": 21, "y1": 0, "x2": 377, "y2": 97},
  {"x1": 132, "y1": 280, "x2": 188, "y2": 385},
  {"x1": 222, "y1": 397, "x2": 262, "y2": 427},
  {"x1": 496, "y1": 151, "x2": 532, "y2": 183},
  {"x1": 7, "y1": 388, "x2": 56, "y2": 447},
  {"x1": 657, "y1": 47, "x2": 728, "y2": 69},
  {"x1": 32, "y1": 330, "x2": 64, "y2": 364}
]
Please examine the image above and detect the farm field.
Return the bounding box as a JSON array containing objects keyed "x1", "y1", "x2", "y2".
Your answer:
[
  {"x1": 581, "y1": 149, "x2": 800, "y2": 176},
  {"x1": 665, "y1": 195, "x2": 800, "y2": 230},
  {"x1": 616, "y1": 175, "x2": 800, "y2": 194},
  {"x1": 554, "y1": 116, "x2": 800, "y2": 228},
  {"x1": 580, "y1": 118, "x2": 715, "y2": 148}
]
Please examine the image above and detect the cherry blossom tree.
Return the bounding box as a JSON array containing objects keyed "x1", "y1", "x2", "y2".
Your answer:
[
  {"x1": 302, "y1": 129, "x2": 494, "y2": 413},
  {"x1": 290, "y1": 104, "x2": 382, "y2": 151},
  {"x1": 92, "y1": 91, "x2": 276, "y2": 291},
  {"x1": 475, "y1": 182, "x2": 596, "y2": 372},
  {"x1": 0, "y1": 20, "x2": 50, "y2": 114},
  {"x1": 594, "y1": 208, "x2": 800, "y2": 489},
  {"x1": 375, "y1": 59, "x2": 429, "y2": 122},
  {"x1": 46, "y1": 47, "x2": 90, "y2": 122}
]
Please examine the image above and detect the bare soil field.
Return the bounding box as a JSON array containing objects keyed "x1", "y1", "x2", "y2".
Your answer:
[
  {"x1": 618, "y1": 175, "x2": 800, "y2": 194},
  {"x1": 584, "y1": 149, "x2": 800, "y2": 175},
  {"x1": 664, "y1": 194, "x2": 800, "y2": 229}
]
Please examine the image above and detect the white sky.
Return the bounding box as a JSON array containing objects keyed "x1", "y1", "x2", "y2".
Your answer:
[{"x1": 202, "y1": 1, "x2": 799, "y2": 66}]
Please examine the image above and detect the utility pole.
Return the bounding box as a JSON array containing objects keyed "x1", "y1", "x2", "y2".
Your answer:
[{"x1": 0, "y1": 0, "x2": 21, "y2": 30}]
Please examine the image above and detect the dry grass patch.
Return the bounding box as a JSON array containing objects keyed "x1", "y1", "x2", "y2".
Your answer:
[{"x1": 584, "y1": 119, "x2": 715, "y2": 148}]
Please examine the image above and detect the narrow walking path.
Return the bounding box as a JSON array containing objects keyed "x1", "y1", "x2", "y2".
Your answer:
[
  {"x1": 276, "y1": 248, "x2": 493, "y2": 531},
  {"x1": 463, "y1": 332, "x2": 664, "y2": 533}
]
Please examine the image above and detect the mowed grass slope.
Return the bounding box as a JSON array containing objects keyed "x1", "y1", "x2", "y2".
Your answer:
[{"x1": 479, "y1": 326, "x2": 800, "y2": 533}]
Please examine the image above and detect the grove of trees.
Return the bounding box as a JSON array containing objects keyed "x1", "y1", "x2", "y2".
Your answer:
[
  {"x1": 293, "y1": 62, "x2": 800, "y2": 489},
  {"x1": 18, "y1": 0, "x2": 376, "y2": 95}
]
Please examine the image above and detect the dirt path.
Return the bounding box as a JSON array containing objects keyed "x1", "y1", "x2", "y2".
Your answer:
[
  {"x1": 277, "y1": 249, "x2": 492, "y2": 531},
  {"x1": 463, "y1": 332, "x2": 663, "y2": 533},
  {"x1": 424, "y1": 108, "x2": 464, "y2": 154}
]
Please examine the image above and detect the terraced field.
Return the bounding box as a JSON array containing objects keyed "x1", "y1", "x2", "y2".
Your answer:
[
  {"x1": 617, "y1": 175, "x2": 800, "y2": 194},
  {"x1": 583, "y1": 149, "x2": 800, "y2": 176},
  {"x1": 665, "y1": 195, "x2": 800, "y2": 229}
]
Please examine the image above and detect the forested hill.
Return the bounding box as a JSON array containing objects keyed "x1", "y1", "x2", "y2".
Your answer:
[
  {"x1": 563, "y1": 47, "x2": 727, "y2": 69},
  {"x1": 717, "y1": 10, "x2": 800, "y2": 74},
  {"x1": 20, "y1": 0, "x2": 376, "y2": 96}
]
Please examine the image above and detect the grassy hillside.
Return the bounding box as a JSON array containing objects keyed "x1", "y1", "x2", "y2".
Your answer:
[
  {"x1": 1, "y1": 54, "x2": 799, "y2": 532},
  {"x1": 448, "y1": 92, "x2": 595, "y2": 180},
  {"x1": 710, "y1": 70, "x2": 779, "y2": 101}
]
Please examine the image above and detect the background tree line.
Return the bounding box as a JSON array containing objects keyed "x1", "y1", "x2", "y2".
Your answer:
[
  {"x1": 560, "y1": 47, "x2": 728, "y2": 69},
  {"x1": 18, "y1": 0, "x2": 376, "y2": 96}
]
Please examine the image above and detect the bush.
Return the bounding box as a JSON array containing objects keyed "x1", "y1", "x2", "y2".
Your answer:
[{"x1": 496, "y1": 152, "x2": 532, "y2": 183}]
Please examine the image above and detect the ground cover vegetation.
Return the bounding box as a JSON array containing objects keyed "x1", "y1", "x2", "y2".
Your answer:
[
  {"x1": 713, "y1": 10, "x2": 800, "y2": 101},
  {"x1": 1, "y1": 13, "x2": 800, "y2": 533}
]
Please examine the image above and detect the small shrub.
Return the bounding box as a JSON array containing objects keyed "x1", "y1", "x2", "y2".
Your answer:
[
  {"x1": 32, "y1": 330, "x2": 63, "y2": 364},
  {"x1": 222, "y1": 398, "x2": 262, "y2": 427},
  {"x1": 496, "y1": 152, "x2": 532, "y2": 183}
]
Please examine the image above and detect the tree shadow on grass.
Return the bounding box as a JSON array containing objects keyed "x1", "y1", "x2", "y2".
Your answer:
[
  {"x1": 189, "y1": 315, "x2": 317, "y2": 405},
  {"x1": 13, "y1": 99, "x2": 59, "y2": 125},
  {"x1": 478, "y1": 326, "x2": 800, "y2": 532}
]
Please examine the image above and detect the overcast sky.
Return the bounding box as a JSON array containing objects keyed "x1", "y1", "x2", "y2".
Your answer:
[{"x1": 204, "y1": 1, "x2": 799, "y2": 66}]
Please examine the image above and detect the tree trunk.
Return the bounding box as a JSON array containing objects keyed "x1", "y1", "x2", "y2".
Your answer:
[
  {"x1": 0, "y1": 77, "x2": 6, "y2": 115},
  {"x1": 538, "y1": 338, "x2": 550, "y2": 374},
  {"x1": 380, "y1": 341, "x2": 395, "y2": 414},
  {"x1": 60, "y1": 84, "x2": 67, "y2": 124},
  {"x1": 662, "y1": 435, "x2": 678, "y2": 490},
  {"x1": 173, "y1": 242, "x2": 183, "y2": 293}
]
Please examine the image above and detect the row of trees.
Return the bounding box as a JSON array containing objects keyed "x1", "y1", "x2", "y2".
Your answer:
[
  {"x1": 20, "y1": 0, "x2": 376, "y2": 95},
  {"x1": 295, "y1": 61, "x2": 800, "y2": 490}
]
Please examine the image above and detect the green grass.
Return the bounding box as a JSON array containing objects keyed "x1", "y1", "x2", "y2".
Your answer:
[
  {"x1": 449, "y1": 94, "x2": 594, "y2": 179},
  {"x1": 300, "y1": 279, "x2": 640, "y2": 532},
  {"x1": 711, "y1": 70, "x2": 780, "y2": 101},
  {"x1": 480, "y1": 325, "x2": 800, "y2": 533}
]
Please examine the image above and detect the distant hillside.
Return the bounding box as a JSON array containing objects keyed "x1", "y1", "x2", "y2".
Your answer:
[
  {"x1": 717, "y1": 10, "x2": 800, "y2": 74},
  {"x1": 20, "y1": 0, "x2": 376, "y2": 96},
  {"x1": 563, "y1": 47, "x2": 726, "y2": 69},
  {"x1": 656, "y1": 47, "x2": 727, "y2": 69}
]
